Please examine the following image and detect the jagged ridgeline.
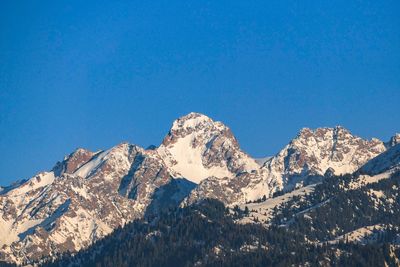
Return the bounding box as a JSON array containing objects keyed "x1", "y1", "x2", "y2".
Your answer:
[{"x1": 0, "y1": 112, "x2": 399, "y2": 266}]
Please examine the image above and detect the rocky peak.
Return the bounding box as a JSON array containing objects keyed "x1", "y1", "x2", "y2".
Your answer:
[
  {"x1": 262, "y1": 126, "x2": 386, "y2": 190},
  {"x1": 158, "y1": 113, "x2": 258, "y2": 184},
  {"x1": 162, "y1": 112, "x2": 234, "y2": 147},
  {"x1": 72, "y1": 143, "x2": 143, "y2": 180},
  {"x1": 172, "y1": 112, "x2": 213, "y2": 130},
  {"x1": 296, "y1": 126, "x2": 349, "y2": 142},
  {"x1": 292, "y1": 126, "x2": 385, "y2": 156},
  {"x1": 53, "y1": 148, "x2": 95, "y2": 176}
]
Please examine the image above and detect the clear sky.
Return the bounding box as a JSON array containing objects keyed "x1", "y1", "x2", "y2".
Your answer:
[{"x1": 1, "y1": 1, "x2": 399, "y2": 185}]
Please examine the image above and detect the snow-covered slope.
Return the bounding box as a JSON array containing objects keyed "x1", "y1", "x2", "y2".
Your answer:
[
  {"x1": 157, "y1": 112, "x2": 259, "y2": 184},
  {"x1": 238, "y1": 184, "x2": 317, "y2": 224},
  {"x1": 359, "y1": 143, "x2": 400, "y2": 175}
]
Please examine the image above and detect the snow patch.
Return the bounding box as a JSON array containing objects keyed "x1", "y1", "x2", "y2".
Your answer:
[
  {"x1": 74, "y1": 150, "x2": 110, "y2": 178},
  {"x1": 158, "y1": 135, "x2": 232, "y2": 183}
]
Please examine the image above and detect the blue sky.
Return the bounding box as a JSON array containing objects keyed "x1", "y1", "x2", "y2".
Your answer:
[{"x1": 1, "y1": 1, "x2": 399, "y2": 185}]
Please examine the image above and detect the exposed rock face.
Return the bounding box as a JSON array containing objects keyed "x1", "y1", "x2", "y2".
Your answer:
[
  {"x1": 185, "y1": 168, "x2": 277, "y2": 205},
  {"x1": 0, "y1": 112, "x2": 394, "y2": 265},
  {"x1": 186, "y1": 126, "x2": 387, "y2": 205},
  {"x1": 157, "y1": 112, "x2": 259, "y2": 184},
  {"x1": 260, "y1": 126, "x2": 386, "y2": 191},
  {"x1": 52, "y1": 148, "x2": 95, "y2": 176}
]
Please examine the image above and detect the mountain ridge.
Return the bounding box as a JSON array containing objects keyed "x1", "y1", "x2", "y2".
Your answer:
[{"x1": 0, "y1": 112, "x2": 398, "y2": 265}]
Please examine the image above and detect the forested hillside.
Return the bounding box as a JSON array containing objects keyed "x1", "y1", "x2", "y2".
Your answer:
[{"x1": 36, "y1": 172, "x2": 400, "y2": 267}]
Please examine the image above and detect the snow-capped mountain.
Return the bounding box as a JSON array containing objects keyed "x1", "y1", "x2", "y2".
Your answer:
[
  {"x1": 0, "y1": 112, "x2": 397, "y2": 265},
  {"x1": 185, "y1": 125, "x2": 388, "y2": 206},
  {"x1": 260, "y1": 126, "x2": 387, "y2": 191},
  {"x1": 0, "y1": 143, "x2": 187, "y2": 264},
  {"x1": 157, "y1": 112, "x2": 266, "y2": 205},
  {"x1": 157, "y1": 112, "x2": 259, "y2": 183}
]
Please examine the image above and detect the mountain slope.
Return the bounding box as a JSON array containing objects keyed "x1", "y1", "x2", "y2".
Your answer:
[
  {"x1": 359, "y1": 144, "x2": 400, "y2": 176},
  {"x1": 0, "y1": 144, "x2": 187, "y2": 264}
]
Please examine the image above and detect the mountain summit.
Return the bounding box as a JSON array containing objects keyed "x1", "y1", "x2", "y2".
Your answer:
[
  {"x1": 261, "y1": 126, "x2": 386, "y2": 190},
  {"x1": 157, "y1": 112, "x2": 259, "y2": 183}
]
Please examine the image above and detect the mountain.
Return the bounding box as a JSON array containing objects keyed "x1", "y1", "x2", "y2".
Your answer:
[
  {"x1": 158, "y1": 113, "x2": 271, "y2": 205},
  {"x1": 261, "y1": 126, "x2": 386, "y2": 191},
  {"x1": 0, "y1": 112, "x2": 397, "y2": 265},
  {"x1": 186, "y1": 125, "x2": 387, "y2": 205},
  {"x1": 0, "y1": 143, "x2": 189, "y2": 264},
  {"x1": 157, "y1": 112, "x2": 259, "y2": 183}
]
